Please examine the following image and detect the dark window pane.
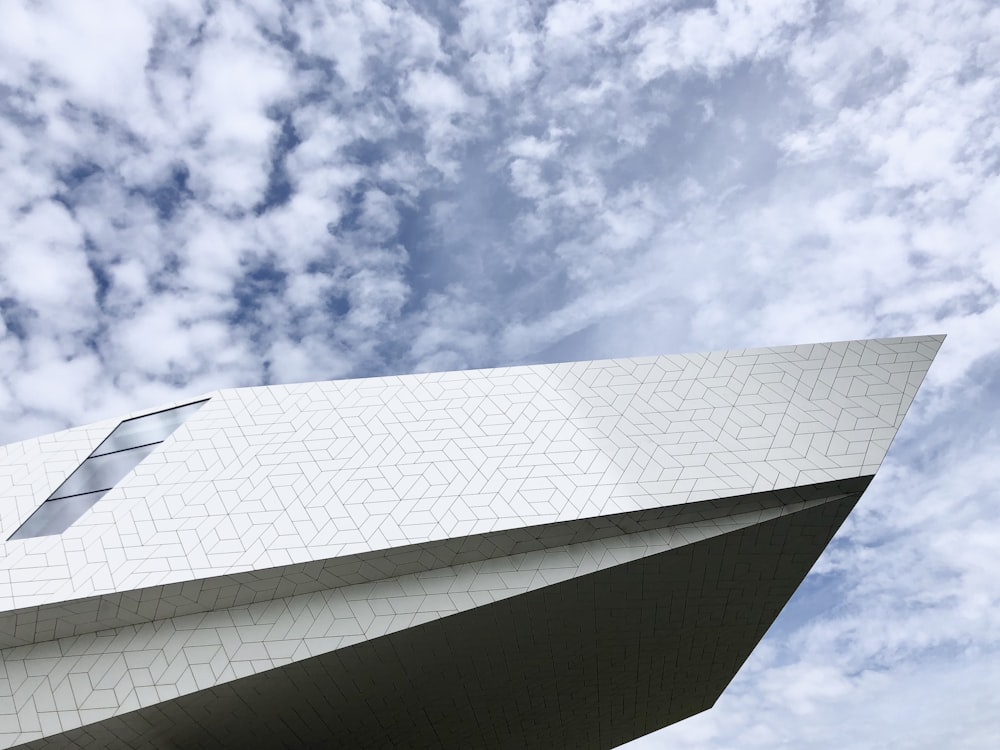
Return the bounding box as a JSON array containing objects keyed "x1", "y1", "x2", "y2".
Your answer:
[
  {"x1": 49, "y1": 443, "x2": 157, "y2": 499},
  {"x1": 8, "y1": 491, "x2": 109, "y2": 539},
  {"x1": 91, "y1": 400, "x2": 207, "y2": 456}
]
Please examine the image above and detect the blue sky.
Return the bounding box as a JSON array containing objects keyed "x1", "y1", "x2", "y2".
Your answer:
[{"x1": 1, "y1": 0, "x2": 998, "y2": 747}]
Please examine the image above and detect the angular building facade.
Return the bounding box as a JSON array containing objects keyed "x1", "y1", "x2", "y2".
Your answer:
[{"x1": 0, "y1": 336, "x2": 943, "y2": 749}]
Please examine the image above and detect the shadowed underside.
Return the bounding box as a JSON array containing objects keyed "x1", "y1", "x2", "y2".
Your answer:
[
  {"x1": 0, "y1": 336, "x2": 943, "y2": 748},
  {"x1": 12, "y1": 480, "x2": 865, "y2": 750}
]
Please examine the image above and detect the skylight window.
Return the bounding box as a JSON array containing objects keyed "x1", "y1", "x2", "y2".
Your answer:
[{"x1": 8, "y1": 399, "x2": 208, "y2": 540}]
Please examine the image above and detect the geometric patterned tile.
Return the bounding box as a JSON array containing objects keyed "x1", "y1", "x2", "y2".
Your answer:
[{"x1": 0, "y1": 336, "x2": 943, "y2": 748}]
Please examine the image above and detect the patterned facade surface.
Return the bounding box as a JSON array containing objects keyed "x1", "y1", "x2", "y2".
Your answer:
[
  {"x1": 10, "y1": 491, "x2": 863, "y2": 750},
  {"x1": 0, "y1": 336, "x2": 942, "y2": 748}
]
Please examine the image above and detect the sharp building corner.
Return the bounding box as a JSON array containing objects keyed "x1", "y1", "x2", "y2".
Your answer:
[{"x1": 0, "y1": 335, "x2": 944, "y2": 749}]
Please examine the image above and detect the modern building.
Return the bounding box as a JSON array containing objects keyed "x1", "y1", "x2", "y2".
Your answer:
[{"x1": 0, "y1": 336, "x2": 943, "y2": 749}]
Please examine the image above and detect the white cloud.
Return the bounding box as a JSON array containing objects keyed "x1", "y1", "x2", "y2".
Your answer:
[
  {"x1": 183, "y1": 13, "x2": 297, "y2": 210},
  {"x1": 634, "y1": 0, "x2": 812, "y2": 81},
  {"x1": 404, "y1": 68, "x2": 481, "y2": 175},
  {"x1": 0, "y1": 0, "x2": 154, "y2": 112},
  {"x1": 0, "y1": 200, "x2": 96, "y2": 347},
  {"x1": 460, "y1": 0, "x2": 538, "y2": 95}
]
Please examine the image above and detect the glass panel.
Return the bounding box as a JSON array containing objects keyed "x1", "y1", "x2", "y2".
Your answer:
[
  {"x1": 8, "y1": 491, "x2": 109, "y2": 539},
  {"x1": 49, "y1": 443, "x2": 157, "y2": 499},
  {"x1": 8, "y1": 397, "x2": 210, "y2": 541},
  {"x1": 91, "y1": 400, "x2": 208, "y2": 456}
]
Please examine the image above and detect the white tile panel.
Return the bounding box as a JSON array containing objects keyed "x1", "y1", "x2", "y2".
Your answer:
[
  {"x1": 0, "y1": 336, "x2": 942, "y2": 613},
  {"x1": 0, "y1": 336, "x2": 943, "y2": 748},
  {"x1": 0, "y1": 491, "x2": 848, "y2": 746},
  {"x1": 0, "y1": 479, "x2": 858, "y2": 648}
]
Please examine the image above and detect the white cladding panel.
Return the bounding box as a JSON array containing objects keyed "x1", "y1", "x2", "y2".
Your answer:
[
  {"x1": 0, "y1": 336, "x2": 943, "y2": 612},
  {"x1": 0, "y1": 493, "x2": 839, "y2": 743}
]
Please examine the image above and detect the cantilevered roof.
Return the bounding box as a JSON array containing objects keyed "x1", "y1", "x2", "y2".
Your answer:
[{"x1": 0, "y1": 335, "x2": 943, "y2": 748}]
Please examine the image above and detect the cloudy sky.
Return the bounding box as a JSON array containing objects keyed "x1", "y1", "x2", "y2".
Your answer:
[{"x1": 0, "y1": 0, "x2": 997, "y2": 746}]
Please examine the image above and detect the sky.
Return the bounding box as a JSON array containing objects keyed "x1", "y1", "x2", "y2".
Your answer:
[{"x1": 0, "y1": 0, "x2": 997, "y2": 747}]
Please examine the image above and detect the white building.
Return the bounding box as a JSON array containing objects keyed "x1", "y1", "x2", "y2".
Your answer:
[{"x1": 0, "y1": 336, "x2": 943, "y2": 749}]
